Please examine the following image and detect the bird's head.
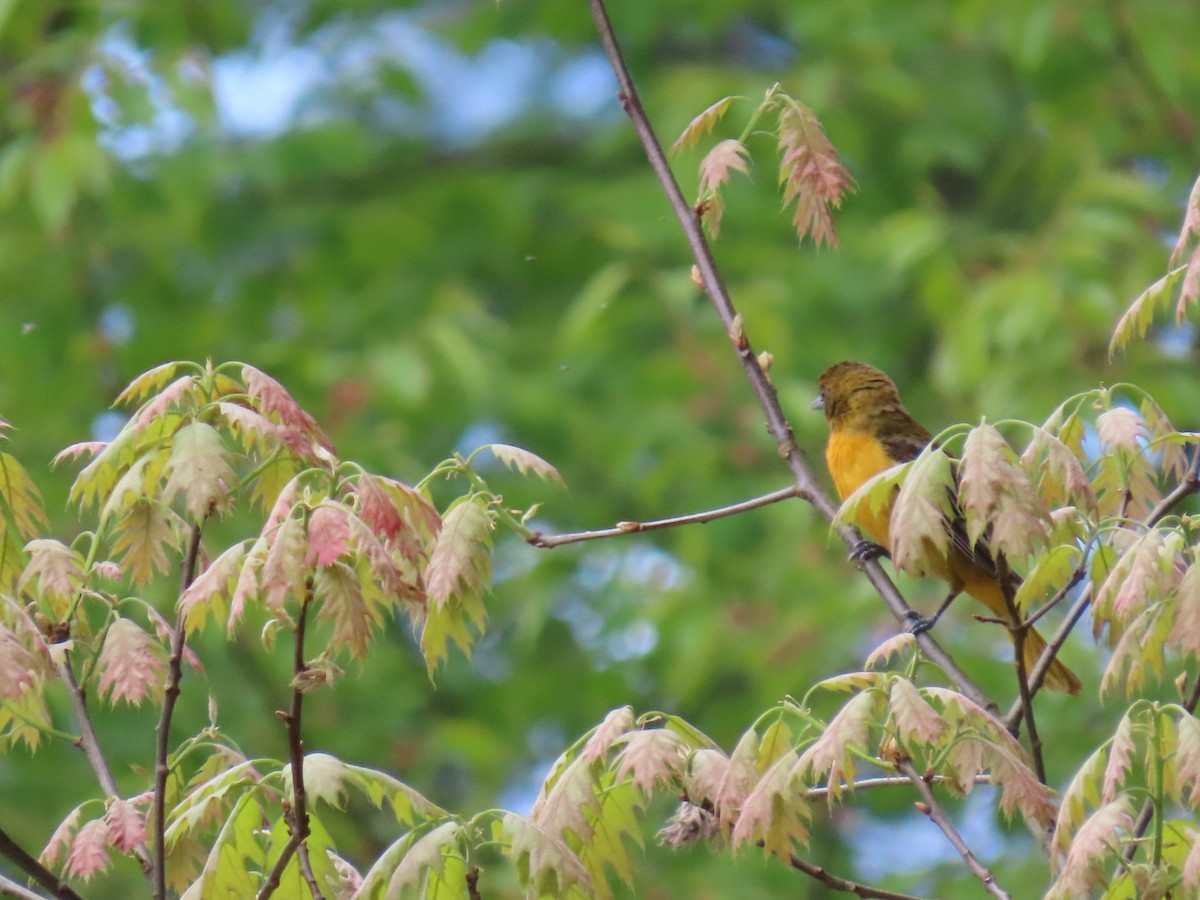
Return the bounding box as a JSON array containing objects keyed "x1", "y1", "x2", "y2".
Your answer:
[{"x1": 812, "y1": 360, "x2": 905, "y2": 431}]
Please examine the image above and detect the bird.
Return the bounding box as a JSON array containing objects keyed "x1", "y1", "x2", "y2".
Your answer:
[{"x1": 811, "y1": 360, "x2": 1082, "y2": 694}]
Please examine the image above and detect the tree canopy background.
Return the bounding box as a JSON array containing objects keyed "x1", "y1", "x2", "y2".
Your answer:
[{"x1": 1, "y1": 1, "x2": 1199, "y2": 896}]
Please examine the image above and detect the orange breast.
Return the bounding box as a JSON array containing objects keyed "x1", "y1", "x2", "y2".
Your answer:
[{"x1": 825, "y1": 430, "x2": 897, "y2": 547}]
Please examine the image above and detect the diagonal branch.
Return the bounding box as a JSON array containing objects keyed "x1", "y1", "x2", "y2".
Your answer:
[
  {"x1": 0, "y1": 871, "x2": 56, "y2": 900},
  {"x1": 56, "y1": 657, "x2": 152, "y2": 875},
  {"x1": 896, "y1": 760, "x2": 1010, "y2": 900},
  {"x1": 152, "y1": 521, "x2": 204, "y2": 900},
  {"x1": 583, "y1": 0, "x2": 995, "y2": 713},
  {"x1": 528, "y1": 486, "x2": 801, "y2": 548},
  {"x1": 0, "y1": 822, "x2": 83, "y2": 900},
  {"x1": 784, "y1": 850, "x2": 930, "y2": 900}
]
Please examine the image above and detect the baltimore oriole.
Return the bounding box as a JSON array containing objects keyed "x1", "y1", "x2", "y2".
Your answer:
[{"x1": 812, "y1": 360, "x2": 1082, "y2": 695}]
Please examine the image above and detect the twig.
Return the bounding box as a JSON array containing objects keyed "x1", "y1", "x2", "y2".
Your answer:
[
  {"x1": 1022, "y1": 568, "x2": 1085, "y2": 630},
  {"x1": 784, "y1": 851, "x2": 930, "y2": 900},
  {"x1": 1146, "y1": 450, "x2": 1200, "y2": 527},
  {"x1": 806, "y1": 772, "x2": 990, "y2": 799},
  {"x1": 1005, "y1": 586, "x2": 1093, "y2": 732},
  {"x1": 1009, "y1": 451, "x2": 1200, "y2": 730},
  {"x1": 152, "y1": 521, "x2": 203, "y2": 900},
  {"x1": 896, "y1": 760, "x2": 1010, "y2": 900},
  {"x1": 257, "y1": 577, "x2": 323, "y2": 900},
  {"x1": 0, "y1": 871, "x2": 53, "y2": 900},
  {"x1": 583, "y1": 0, "x2": 995, "y2": 714},
  {"x1": 0, "y1": 822, "x2": 83, "y2": 900},
  {"x1": 528, "y1": 486, "x2": 801, "y2": 548},
  {"x1": 55, "y1": 656, "x2": 153, "y2": 875},
  {"x1": 1000, "y1": 572, "x2": 1046, "y2": 782},
  {"x1": 465, "y1": 866, "x2": 482, "y2": 900}
]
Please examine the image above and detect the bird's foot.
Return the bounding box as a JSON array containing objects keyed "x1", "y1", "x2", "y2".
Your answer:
[
  {"x1": 903, "y1": 610, "x2": 933, "y2": 635},
  {"x1": 850, "y1": 540, "x2": 889, "y2": 563}
]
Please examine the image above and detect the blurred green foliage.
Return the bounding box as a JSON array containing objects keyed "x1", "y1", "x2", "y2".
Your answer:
[{"x1": 0, "y1": 0, "x2": 1198, "y2": 896}]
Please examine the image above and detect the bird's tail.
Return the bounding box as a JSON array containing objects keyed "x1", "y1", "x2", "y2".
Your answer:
[{"x1": 1023, "y1": 627, "x2": 1082, "y2": 695}]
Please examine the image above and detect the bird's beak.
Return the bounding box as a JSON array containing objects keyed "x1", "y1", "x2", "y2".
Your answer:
[{"x1": 810, "y1": 394, "x2": 825, "y2": 411}]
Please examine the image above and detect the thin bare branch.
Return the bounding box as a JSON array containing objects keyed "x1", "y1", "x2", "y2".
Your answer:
[
  {"x1": 0, "y1": 871, "x2": 54, "y2": 900},
  {"x1": 785, "y1": 851, "x2": 930, "y2": 900},
  {"x1": 56, "y1": 655, "x2": 152, "y2": 875},
  {"x1": 999, "y1": 568, "x2": 1046, "y2": 781},
  {"x1": 0, "y1": 822, "x2": 83, "y2": 900},
  {"x1": 1146, "y1": 448, "x2": 1200, "y2": 527},
  {"x1": 583, "y1": 0, "x2": 995, "y2": 713},
  {"x1": 152, "y1": 521, "x2": 203, "y2": 900},
  {"x1": 897, "y1": 760, "x2": 1010, "y2": 900},
  {"x1": 1023, "y1": 568, "x2": 1086, "y2": 630},
  {"x1": 257, "y1": 576, "x2": 324, "y2": 900},
  {"x1": 806, "y1": 773, "x2": 991, "y2": 799},
  {"x1": 529, "y1": 486, "x2": 801, "y2": 548},
  {"x1": 1006, "y1": 586, "x2": 1093, "y2": 732}
]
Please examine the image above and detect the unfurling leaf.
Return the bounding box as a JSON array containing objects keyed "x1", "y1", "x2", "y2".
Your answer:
[
  {"x1": 19, "y1": 539, "x2": 83, "y2": 605},
  {"x1": 421, "y1": 494, "x2": 494, "y2": 670},
  {"x1": 670, "y1": 96, "x2": 738, "y2": 154},
  {"x1": 614, "y1": 728, "x2": 690, "y2": 797},
  {"x1": 41, "y1": 805, "x2": 84, "y2": 868},
  {"x1": 776, "y1": 97, "x2": 853, "y2": 246},
  {"x1": 242, "y1": 364, "x2": 333, "y2": 456},
  {"x1": 315, "y1": 563, "x2": 381, "y2": 659},
  {"x1": 890, "y1": 447, "x2": 955, "y2": 577},
  {"x1": 729, "y1": 750, "x2": 808, "y2": 857},
  {"x1": 96, "y1": 617, "x2": 167, "y2": 706},
  {"x1": 0, "y1": 451, "x2": 46, "y2": 540},
  {"x1": 582, "y1": 706, "x2": 636, "y2": 765},
  {"x1": 0, "y1": 626, "x2": 38, "y2": 700},
  {"x1": 959, "y1": 423, "x2": 1049, "y2": 561},
  {"x1": 502, "y1": 812, "x2": 592, "y2": 897},
  {"x1": 487, "y1": 443, "x2": 563, "y2": 483},
  {"x1": 306, "y1": 505, "x2": 351, "y2": 567},
  {"x1": 260, "y1": 515, "x2": 307, "y2": 610},
  {"x1": 864, "y1": 632, "x2": 915, "y2": 670},
  {"x1": 104, "y1": 798, "x2": 146, "y2": 854},
  {"x1": 1109, "y1": 266, "x2": 1186, "y2": 356},
  {"x1": 351, "y1": 821, "x2": 462, "y2": 899},
  {"x1": 179, "y1": 542, "x2": 248, "y2": 635},
  {"x1": 111, "y1": 500, "x2": 176, "y2": 587},
  {"x1": 65, "y1": 817, "x2": 111, "y2": 881},
  {"x1": 1102, "y1": 713, "x2": 1135, "y2": 804},
  {"x1": 163, "y1": 422, "x2": 235, "y2": 521},
  {"x1": 1046, "y1": 796, "x2": 1133, "y2": 898},
  {"x1": 1021, "y1": 427, "x2": 1097, "y2": 513},
  {"x1": 113, "y1": 361, "x2": 186, "y2": 408},
  {"x1": 889, "y1": 678, "x2": 947, "y2": 750},
  {"x1": 1175, "y1": 714, "x2": 1200, "y2": 807},
  {"x1": 1096, "y1": 406, "x2": 1146, "y2": 452},
  {"x1": 697, "y1": 139, "x2": 751, "y2": 237},
  {"x1": 796, "y1": 688, "x2": 881, "y2": 796}
]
